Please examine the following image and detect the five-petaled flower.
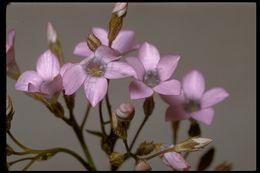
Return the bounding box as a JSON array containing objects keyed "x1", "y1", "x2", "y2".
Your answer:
[
  {"x1": 127, "y1": 42, "x2": 181, "y2": 100},
  {"x1": 6, "y1": 29, "x2": 20, "y2": 80},
  {"x1": 15, "y1": 49, "x2": 63, "y2": 98},
  {"x1": 73, "y1": 27, "x2": 139, "y2": 57},
  {"x1": 62, "y1": 46, "x2": 135, "y2": 107},
  {"x1": 160, "y1": 145, "x2": 191, "y2": 171},
  {"x1": 161, "y1": 70, "x2": 229, "y2": 125}
]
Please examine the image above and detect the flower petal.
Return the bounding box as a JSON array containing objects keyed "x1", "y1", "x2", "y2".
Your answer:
[
  {"x1": 125, "y1": 56, "x2": 145, "y2": 80},
  {"x1": 158, "y1": 54, "x2": 180, "y2": 81},
  {"x1": 105, "y1": 61, "x2": 135, "y2": 79},
  {"x1": 91, "y1": 27, "x2": 109, "y2": 45},
  {"x1": 95, "y1": 45, "x2": 121, "y2": 63},
  {"x1": 6, "y1": 29, "x2": 15, "y2": 52},
  {"x1": 160, "y1": 91, "x2": 186, "y2": 106},
  {"x1": 191, "y1": 108, "x2": 214, "y2": 125},
  {"x1": 201, "y1": 87, "x2": 229, "y2": 109},
  {"x1": 40, "y1": 74, "x2": 63, "y2": 96},
  {"x1": 162, "y1": 150, "x2": 191, "y2": 171},
  {"x1": 84, "y1": 77, "x2": 107, "y2": 107},
  {"x1": 15, "y1": 71, "x2": 43, "y2": 92},
  {"x1": 63, "y1": 64, "x2": 86, "y2": 95},
  {"x1": 73, "y1": 41, "x2": 93, "y2": 57},
  {"x1": 129, "y1": 80, "x2": 153, "y2": 100},
  {"x1": 165, "y1": 105, "x2": 189, "y2": 122},
  {"x1": 138, "y1": 42, "x2": 160, "y2": 71},
  {"x1": 182, "y1": 69, "x2": 205, "y2": 100},
  {"x1": 153, "y1": 79, "x2": 181, "y2": 95},
  {"x1": 60, "y1": 62, "x2": 74, "y2": 77},
  {"x1": 112, "y1": 30, "x2": 135, "y2": 53},
  {"x1": 36, "y1": 49, "x2": 60, "y2": 80}
]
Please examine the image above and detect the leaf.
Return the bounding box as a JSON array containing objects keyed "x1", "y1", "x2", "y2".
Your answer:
[
  {"x1": 197, "y1": 147, "x2": 215, "y2": 171},
  {"x1": 188, "y1": 119, "x2": 201, "y2": 137}
]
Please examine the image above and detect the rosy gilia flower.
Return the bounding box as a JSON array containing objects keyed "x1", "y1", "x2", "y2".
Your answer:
[
  {"x1": 63, "y1": 46, "x2": 135, "y2": 107},
  {"x1": 126, "y1": 42, "x2": 181, "y2": 99},
  {"x1": 15, "y1": 50, "x2": 63, "y2": 98},
  {"x1": 161, "y1": 70, "x2": 229, "y2": 125},
  {"x1": 6, "y1": 29, "x2": 20, "y2": 80},
  {"x1": 73, "y1": 27, "x2": 139, "y2": 57},
  {"x1": 160, "y1": 145, "x2": 191, "y2": 171}
]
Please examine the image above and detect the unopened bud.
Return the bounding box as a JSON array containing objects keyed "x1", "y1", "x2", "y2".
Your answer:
[
  {"x1": 47, "y1": 101, "x2": 64, "y2": 118},
  {"x1": 111, "y1": 112, "x2": 129, "y2": 139},
  {"x1": 109, "y1": 152, "x2": 125, "y2": 167},
  {"x1": 143, "y1": 96, "x2": 154, "y2": 117},
  {"x1": 112, "y1": 3, "x2": 128, "y2": 17},
  {"x1": 175, "y1": 137, "x2": 213, "y2": 152},
  {"x1": 47, "y1": 22, "x2": 57, "y2": 44},
  {"x1": 136, "y1": 141, "x2": 155, "y2": 156},
  {"x1": 134, "y1": 160, "x2": 152, "y2": 171},
  {"x1": 86, "y1": 33, "x2": 101, "y2": 51},
  {"x1": 116, "y1": 103, "x2": 135, "y2": 121}
]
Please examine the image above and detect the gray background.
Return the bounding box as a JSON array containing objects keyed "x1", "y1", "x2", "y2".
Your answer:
[{"x1": 6, "y1": 3, "x2": 256, "y2": 171}]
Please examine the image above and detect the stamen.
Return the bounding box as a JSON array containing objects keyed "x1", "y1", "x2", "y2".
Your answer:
[
  {"x1": 86, "y1": 58, "x2": 106, "y2": 77},
  {"x1": 183, "y1": 100, "x2": 201, "y2": 113},
  {"x1": 144, "y1": 70, "x2": 160, "y2": 87}
]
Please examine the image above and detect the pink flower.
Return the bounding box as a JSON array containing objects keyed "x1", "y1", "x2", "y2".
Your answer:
[
  {"x1": 126, "y1": 42, "x2": 181, "y2": 99},
  {"x1": 161, "y1": 70, "x2": 229, "y2": 125},
  {"x1": 15, "y1": 50, "x2": 63, "y2": 98},
  {"x1": 73, "y1": 27, "x2": 139, "y2": 57},
  {"x1": 160, "y1": 145, "x2": 191, "y2": 171},
  {"x1": 62, "y1": 46, "x2": 135, "y2": 107},
  {"x1": 6, "y1": 29, "x2": 20, "y2": 79}
]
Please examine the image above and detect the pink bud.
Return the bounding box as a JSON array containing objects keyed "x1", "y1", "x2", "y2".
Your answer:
[
  {"x1": 112, "y1": 3, "x2": 127, "y2": 17},
  {"x1": 116, "y1": 103, "x2": 135, "y2": 121},
  {"x1": 134, "y1": 160, "x2": 152, "y2": 171},
  {"x1": 47, "y1": 21, "x2": 57, "y2": 43}
]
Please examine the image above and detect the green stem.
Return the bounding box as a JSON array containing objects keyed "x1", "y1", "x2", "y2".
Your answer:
[
  {"x1": 80, "y1": 102, "x2": 91, "y2": 131},
  {"x1": 7, "y1": 131, "x2": 32, "y2": 151},
  {"x1": 99, "y1": 101, "x2": 106, "y2": 136},
  {"x1": 123, "y1": 139, "x2": 137, "y2": 160},
  {"x1": 140, "y1": 146, "x2": 176, "y2": 161},
  {"x1": 129, "y1": 116, "x2": 149, "y2": 151},
  {"x1": 8, "y1": 157, "x2": 35, "y2": 166}
]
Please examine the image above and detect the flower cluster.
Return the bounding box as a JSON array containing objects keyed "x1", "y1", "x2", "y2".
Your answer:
[{"x1": 6, "y1": 3, "x2": 230, "y2": 171}]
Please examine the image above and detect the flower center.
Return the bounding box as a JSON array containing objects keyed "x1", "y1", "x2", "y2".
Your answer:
[
  {"x1": 184, "y1": 100, "x2": 201, "y2": 113},
  {"x1": 85, "y1": 58, "x2": 106, "y2": 77},
  {"x1": 144, "y1": 70, "x2": 160, "y2": 87}
]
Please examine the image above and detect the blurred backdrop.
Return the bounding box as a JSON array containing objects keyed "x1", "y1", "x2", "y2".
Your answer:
[{"x1": 6, "y1": 3, "x2": 256, "y2": 171}]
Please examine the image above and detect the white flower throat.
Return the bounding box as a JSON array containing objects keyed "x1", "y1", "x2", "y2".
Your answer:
[
  {"x1": 144, "y1": 69, "x2": 160, "y2": 87},
  {"x1": 85, "y1": 58, "x2": 106, "y2": 77}
]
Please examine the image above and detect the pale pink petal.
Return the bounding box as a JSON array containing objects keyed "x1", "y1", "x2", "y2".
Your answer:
[
  {"x1": 165, "y1": 105, "x2": 189, "y2": 122},
  {"x1": 15, "y1": 71, "x2": 43, "y2": 92},
  {"x1": 95, "y1": 46, "x2": 121, "y2": 63},
  {"x1": 91, "y1": 27, "x2": 109, "y2": 45},
  {"x1": 129, "y1": 80, "x2": 153, "y2": 100},
  {"x1": 125, "y1": 56, "x2": 145, "y2": 80},
  {"x1": 138, "y1": 42, "x2": 160, "y2": 71},
  {"x1": 73, "y1": 41, "x2": 93, "y2": 57},
  {"x1": 191, "y1": 108, "x2": 214, "y2": 125},
  {"x1": 201, "y1": 87, "x2": 229, "y2": 109},
  {"x1": 104, "y1": 61, "x2": 135, "y2": 79},
  {"x1": 63, "y1": 64, "x2": 86, "y2": 95},
  {"x1": 153, "y1": 79, "x2": 181, "y2": 95},
  {"x1": 158, "y1": 54, "x2": 180, "y2": 81},
  {"x1": 182, "y1": 69, "x2": 205, "y2": 100},
  {"x1": 162, "y1": 150, "x2": 191, "y2": 171},
  {"x1": 6, "y1": 29, "x2": 15, "y2": 52},
  {"x1": 60, "y1": 62, "x2": 74, "y2": 77},
  {"x1": 112, "y1": 30, "x2": 135, "y2": 53},
  {"x1": 160, "y1": 90, "x2": 186, "y2": 106},
  {"x1": 84, "y1": 77, "x2": 107, "y2": 107},
  {"x1": 40, "y1": 74, "x2": 63, "y2": 96},
  {"x1": 28, "y1": 83, "x2": 40, "y2": 93},
  {"x1": 36, "y1": 50, "x2": 60, "y2": 81}
]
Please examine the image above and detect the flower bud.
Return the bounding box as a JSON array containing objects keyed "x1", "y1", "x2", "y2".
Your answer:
[
  {"x1": 134, "y1": 160, "x2": 152, "y2": 171},
  {"x1": 136, "y1": 141, "x2": 155, "y2": 156},
  {"x1": 112, "y1": 3, "x2": 128, "y2": 17},
  {"x1": 109, "y1": 152, "x2": 125, "y2": 167},
  {"x1": 116, "y1": 103, "x2": 135, "y2": 121},
  {"x1": 47, "y1": 21, "x2": 57, "y2": 44},
  {"x1": 174, "y1": 137, "x2": 213, "y2": 152},
  {"x1": 143, "y1": 96, "x2": 154, "y2": 117},
  {"x1": 86, "y1": 33, "x2": 102, "y2": 52},
  {"x1": 111, "y1": 112, "x2": 129, "y2": 139}
]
